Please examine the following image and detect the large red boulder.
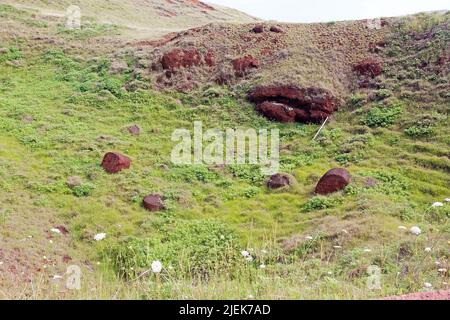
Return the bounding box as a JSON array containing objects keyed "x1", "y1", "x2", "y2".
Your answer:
[
  {"x1": 143, "y1": 194, "x2": 165, "y2": 212},
  {"x1": 249, "y1": 85, "x2": 339, "y2": 124},
  {"x1": 101, "y1": 152, "x2": 131, "y2": 174},
  {"x1": 252, "y1": 25, "x2": 264, "y2": 33},
  {"x1": 232, "y1": 55, "x2": 259, "y2": 76},
  {"x1": 354, "y1": 58, "x2": 382, "y2": 78},
  {"x1": 315, "y1": 168, "x2": 351, "y2": 195},
  {"x1": 161, "y1": 47, "x2": 202, "y2": 71}
]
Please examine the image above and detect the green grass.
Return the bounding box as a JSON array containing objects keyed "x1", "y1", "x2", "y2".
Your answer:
[{"x1": 0, "y1": 10, "x2": 448, "y2": 299}]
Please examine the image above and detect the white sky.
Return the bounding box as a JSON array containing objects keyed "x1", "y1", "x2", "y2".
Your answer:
[{"x1": 207, "y1": 0, "x2": 450, "y2": 23}]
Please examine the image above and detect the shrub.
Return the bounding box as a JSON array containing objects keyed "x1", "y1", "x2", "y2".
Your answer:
[
  {"x1": 106, "y1": 220, "x2": 242, "y2": 279},
  {"x1": 0, "y1": 47, "x2": 22, "y2": 63},
  {"x1": 72, "y1": 183, "x2": 94, "y2": 197},
  {"x1": 302, "y1": 197, "x2": 342, "y2": 212},
  {"x1": 363, "y1": 102, "x2": 403, "y2": 127}
]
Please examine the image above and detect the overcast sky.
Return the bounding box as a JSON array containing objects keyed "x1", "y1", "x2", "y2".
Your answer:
[{"x1": 208, "y1": 0, "x2": 449, "y2": 23}]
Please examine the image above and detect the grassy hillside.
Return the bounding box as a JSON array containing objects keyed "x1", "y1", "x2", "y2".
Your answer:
[
  {"x1": 1, "y1": 0, "x2": 257, "y2": 38},
  {"x1": 0, "y1": 3, "x2": 448, "y2": 299}
]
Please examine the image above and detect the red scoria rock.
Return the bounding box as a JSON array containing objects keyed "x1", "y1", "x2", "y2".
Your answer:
[
  {"x1": 101, "y1": 152, "x2": 131, "y2": 174},
  {"x1": 204, "y1": 50, "x2": 215, "y2": 66},
  {"x1": 249, "y1": 85, "x2": 339, "y2": 124},
  {"x1": 161, "y1": 47, "x2": 202, "y2": 71},
  {"x1": 143, "y1": 194, "x2": 165, "y2": 212},
  {"x1": 315, "y1": 168, "x2": 351, "y2": 195},
  {"x1": 252, "y1": 25, "x2": 264, "y2": 33},
  {"x1": 267, "y1": 173, "x2": 296, "y2": 189},
  {"x1": 270, "y1": 26, "x2": 283, "y2": 33},
  {"x1": 127, "y1": 124, "x2": 141, "y2": 135},
  {"x1": 354, "y1": 58, "x2": 382, "y2": 78},
  {"x1": 232, "y1": 55, "x2": 259, "y2": 76}
]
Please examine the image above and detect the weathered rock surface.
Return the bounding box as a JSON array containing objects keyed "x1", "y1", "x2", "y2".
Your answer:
[
  {"x1": 249, "y1": 85, "x2": 339, "y2": 124},
  {"x1": 101, "y1": 152, "x2": 131, "y2": 174},
  {"x1": 270, "y1": 26, "x2": 283, "y2": 33},
  {"x1": 315, "y1": 168, "x2": 351, "y2": 195},
  {"x1": 232, "y1": 55, "x2": 259, "y2": 76},
  {"x1": 161, "y1": 47, "x2": 202, "y2": 71},
  {"x1": 354, "y1": 58, "x2": 382, "y2": 78},
  {"x1": 252, "y1": 25, "x2": 264, "y2": 33},
  {"x1": 267, "y1": 173, "x2": 296, "y2": 189},
  {"x1": 143, "y1": 194, "x2": 165, "y2": 212}
]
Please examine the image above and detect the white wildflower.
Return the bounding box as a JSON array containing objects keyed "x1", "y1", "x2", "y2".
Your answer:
[
  {"x1": 438, "y1": 268, "x2": 447, "y2": 273},
  {"x1": 151, "y1": 260, "x2": 162, "y2": 273},
  {"x1": 398, "y1": 226, "x2": 407, "y2": 230},
  {"x1": 333, "y1": 245, "x2": 342, "y2": 249},
  {"x1": 94, "y1": 233, "x2": 106, "y2": 241},
  {"x1": 259, "y1": 264, "x2": 266, "y2": 269},
  {"x1": 410, "y1": 226, "x2": 421, "y2": 236},
  {"x1": 424, "y1": 282, "x2": 432, "y2": 288},
  {"x1": 425, "y1": 247, "x2": 432, "y2": 252},
  {"x1": 245, "y1": 255, "x2": 253, "y2": 262},
  {"x1": 444, "y1": 198, "x2": 450, "y2": 203},
  {"x1": 305, "y1": 236, "x2": 313, "y2": 240},
  {"x1": 363, "y1": 248, "x2": 372, "y2": 253},
  {"x1": 241, "y1": 250, "x2": 250, "y2": 257}
]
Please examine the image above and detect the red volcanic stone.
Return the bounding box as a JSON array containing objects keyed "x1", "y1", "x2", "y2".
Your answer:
[
  {"x1": 315, "y1": 168, "x2": 351, "y2": 195},
  {"x1": 161, "y1": 47, "x2": 202, "y2": 71},
  {"x1": 232, "y1": 55, "x2": 259, "y2": 76},
  {"x1": 249, "y1": 85, "x2": 339, "y2": 124},
  {"x1": 267, "y1": 173, "x2": 296, "y2": 189},
  {"x1": 354, "y1": 58, "x2": 382, "y2": 78},
  {"x1": 127, "y1": 124, "x2": 141, "y2": 135},
  {"x1": 252, "y1": 25, "x2": 264, "y2": 33},
  {"x1": 257, "y1": 102, "x2": 296, "y2": 123},
  {"x1": 204, "y1": 50, "x2": 215, "y2": 66},
  {"x1": 143, "y1": 194, "x2": 165, "y2": 212},
  {"x1": 270, "y1": 26, "x2": 283, "y2": 33},
  {"x1": 101, "y1": 152, "x2": 131, "y2": 174}
]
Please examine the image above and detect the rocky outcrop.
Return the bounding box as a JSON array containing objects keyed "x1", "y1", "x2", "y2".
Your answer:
[
  {"x1": 354, "y1": 58, "x2": 382, "y2": 78},
  {"x1": 249, "y1": 85, "x2": 339, "y2": 124},
  {"x1": 101, "y1": 152, "x2": 131, "y2": 174},
  {"x1": 315, "y1": 168, "x2": 351, "y2": 195},
  {"x1": 232, "y1": 55, "x2": 259, "y2": 76},
  {"x1": 143, "y1": 194, "x2": 165, "y2": 212},
  {"x1": 161, "y1": 47, "x2": 202, "y2": 71}
]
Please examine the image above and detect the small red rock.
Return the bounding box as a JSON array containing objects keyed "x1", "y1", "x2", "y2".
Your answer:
[
  {"x1": 267, "y1": 173, "x2": 296, "y2": 189},
  {"x1": 101, "y1": 152, "x2": 131, "y2": 174},
  {"x1": 127, "y1": 124, "x2": 141, "y2": 135},
  {"x1": 143, "y1": 194, "x2": 165, "y2": 212},
  {"x1": 252, "y1": 25, "x2": 264, "y2": 33},
  {"x1": 270, "y1": 26, "x2": 283, "y2": 33},
  {"x1": 315, "y1": 168, "x2": 351, "y2": 195}
]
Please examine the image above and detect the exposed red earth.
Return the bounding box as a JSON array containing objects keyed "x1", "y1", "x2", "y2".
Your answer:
[{"x1": 384, "y1": 290, "x2": 450, "y2": 300}]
